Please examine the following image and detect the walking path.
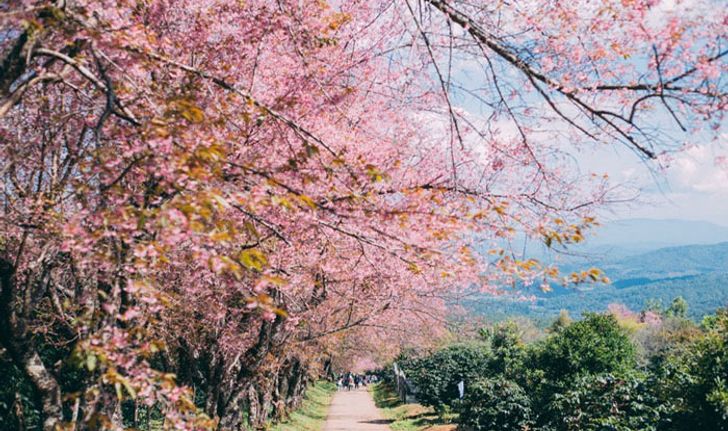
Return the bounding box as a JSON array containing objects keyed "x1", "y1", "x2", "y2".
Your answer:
[{"x1": 323, "y1": 388, "x2": 391, "y2": 431}]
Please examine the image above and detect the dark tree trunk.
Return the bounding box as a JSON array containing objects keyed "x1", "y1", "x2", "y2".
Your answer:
[
  {"x1": 0, "y1": 27, "x2": 28, "y2": 95},
  {"x1": 13, "y1": 391, "x2": 25, "y2": 430},
  {"x1": 0, "y1": 259, "x2": 64, "y2": 431}
]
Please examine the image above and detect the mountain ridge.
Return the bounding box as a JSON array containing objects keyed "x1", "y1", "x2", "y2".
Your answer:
[{"x1": 471, "y1": 232, "x2": 728, "y2": 321}]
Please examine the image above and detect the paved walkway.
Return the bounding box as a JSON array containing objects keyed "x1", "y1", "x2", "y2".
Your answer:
[{"x1": 323, "y1": 388, "x2": 391, "y2": 431}]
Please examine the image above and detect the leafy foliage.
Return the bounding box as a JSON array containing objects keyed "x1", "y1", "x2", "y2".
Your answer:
[
  {"x1": 458, "y1": 377, "x2": 532, "y2": 431},
  {"x1": 403, "y1": 343, "x2": 491, "y2": 413},
  {"x1": 479, "y1": 321, "x2": 527, "y2": 377},
  {"x1": 0, "y1": 0, "x2": 725, "y2": 428},
  {"x1": 534, "y1": 313, "x2": 636, "y2": 384},
  {"x1": 652, "y1": 309, "x2": 728, "y2": 430},
  {"x1": 665, "y1": 296, "x2": 688, "y2": 319},
  {"x1": 398, "y1": 305, "x2": 728, "y2": 431},
  {"x1": 541, "y1": 372, "x2": 663, "y2": 431}
]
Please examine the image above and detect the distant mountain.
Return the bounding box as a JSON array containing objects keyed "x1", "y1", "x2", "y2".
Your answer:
[
  {"x1": 583, "y1": 242, "x2": 728, "y2": 281},
  {"x1": 516, "y1": 218, "x2": 728, "y2": 263},
  {"x1": 468, "y1": 238, "x2": 728, "y2": 322},
  {"x1": 467, "y1": 272, "x2": 728, "y2": 322},
  {"x1": 581, "y1": 218, "x2": 728, "y2": 256}
]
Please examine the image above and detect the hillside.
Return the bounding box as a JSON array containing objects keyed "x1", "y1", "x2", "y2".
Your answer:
[
  {"x1": 579, "y1": 241, "x2": 728, "y2": 281},
  {"x1": 469, "y1": 241, "x2": 728, "y2": 321}
]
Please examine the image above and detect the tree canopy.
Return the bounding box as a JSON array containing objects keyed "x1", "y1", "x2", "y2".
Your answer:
[
  {"x1": 398, "y1": 305, "x2": 728, "y2": 431},
  {"x1": 0, "y1": 0, "x2": 725, "y2": 429}
]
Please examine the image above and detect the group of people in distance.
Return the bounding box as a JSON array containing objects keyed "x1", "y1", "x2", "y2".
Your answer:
[{"x1": 336, "y1": 373, "x2": 378, "y2": 391}]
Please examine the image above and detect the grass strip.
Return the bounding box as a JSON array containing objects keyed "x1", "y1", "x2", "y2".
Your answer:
[
  {"x1": 270, "y1": 381, "x2": 336, "y2": 431},
  {"x1": 370, "y1": 382, "x2": 455, "y2": 431}
]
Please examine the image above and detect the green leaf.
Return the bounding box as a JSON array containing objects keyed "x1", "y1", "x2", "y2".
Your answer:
[
  {"x1": 239, "y1": 249, "x2": 267, "y2": 272},
  {"x1": 86, "y1": 354, "x2": 97, "y2": 372},
  {"x1": 121, "y1": 377, "x2": 137, "y2": 399}
]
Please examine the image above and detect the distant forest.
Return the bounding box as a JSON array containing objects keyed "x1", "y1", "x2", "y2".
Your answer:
[{"x1": 469, "y1": 242, "x2": 728, "y2": 322}]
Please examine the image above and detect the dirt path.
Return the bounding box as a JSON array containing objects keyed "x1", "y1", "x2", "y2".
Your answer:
[{"x1": 323, "y1": 388, "x2": 392, "y2": 431}]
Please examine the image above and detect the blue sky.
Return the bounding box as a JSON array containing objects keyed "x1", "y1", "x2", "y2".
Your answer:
[
  {"x1": 442, "y1": 24, "x2": 728, "y2": 226},
  {"x1": 450, "y1": 79, "x2": 728, "y2": 226},
  {"x1": 583, "y1": 134, "x2": 728, "y2": 226}
]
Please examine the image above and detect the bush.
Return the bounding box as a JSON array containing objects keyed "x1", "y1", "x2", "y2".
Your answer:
[
  {"x1": 535, "y1": 313, "x2": 636, "y2": 384},
  {"x1": 480, "y1": 320, "x2": 527, "y2": 378},
  {"x1": 541, "y1": 372, "x2": 663, "y2": 431},
  {"x1": 458, "y1": 377, "x2": 532, "y2": 431},
  {"x1": 400, "y1": 308, "x2": 728, "y2": 431},
  {"x1": 403, "y1": 343, "x2": 491, "y2": 413},
  {"x1": 653, "y1": 308, "x2": 728, "y2": 430}
]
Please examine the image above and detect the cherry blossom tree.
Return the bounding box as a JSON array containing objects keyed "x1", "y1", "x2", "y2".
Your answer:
[{"x1": 0, "y1": 0, "x2": 724, "y2": 429}]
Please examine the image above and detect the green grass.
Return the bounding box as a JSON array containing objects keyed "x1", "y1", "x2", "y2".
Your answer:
[
  {"x1": 270, "y1": 381, "x2": 336, "y2": 431},
  {"x1": 370, "y1": 382, "x2": 455, "y2": 431}
]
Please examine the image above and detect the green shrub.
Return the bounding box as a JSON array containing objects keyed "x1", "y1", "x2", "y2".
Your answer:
[
  {"x1": 535, "y1": 313, "x2": 636, "y2": 384},
  {"x1": 653, "y1": 308, "x2": 728, "y2": 430},
  {"x1": 480, "y1": 320, "x2": 527, "y2": 378},
  {"x1": 399, "y1": 308, "x2": 728, "y2": 431},
  {"x1": 403, "y1": 343, "x2": 491, "y2": 414},
  {"x1": 541, "y1": 372, "x2": 663, "y2": 431},
  {"x1": 458, "y1": 377, "x2": 532, "y2": 431}
]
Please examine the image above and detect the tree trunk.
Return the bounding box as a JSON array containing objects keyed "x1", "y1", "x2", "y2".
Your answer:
[
  {"x1": 256, "y1": 378, "x2": 274, "y2": 428},
  {"x1": 0, "y1": 259, "x2": 64, "y2": 431},
  {"x1": 13, "y1": 391, "x2": 25, "y2": 430},
  {"x1": 216, "y1": 384, "x2": 251, "y2": 431}
]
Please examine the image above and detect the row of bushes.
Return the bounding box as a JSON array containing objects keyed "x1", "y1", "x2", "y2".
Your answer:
[{"x1": 397, "y1": 301, "x2": 728, "y2": 430}]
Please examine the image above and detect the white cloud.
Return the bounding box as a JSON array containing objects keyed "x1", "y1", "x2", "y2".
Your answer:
[{"x1": 667, "y1": 142, "x2": 728, "y2": 194}]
